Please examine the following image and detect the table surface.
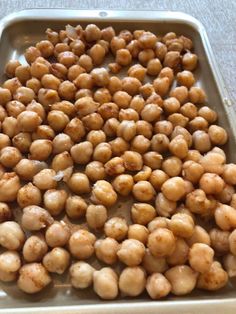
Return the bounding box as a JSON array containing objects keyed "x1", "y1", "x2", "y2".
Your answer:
[{"x1": 0, "y1": 0, "x2": 235, "y2": 105}]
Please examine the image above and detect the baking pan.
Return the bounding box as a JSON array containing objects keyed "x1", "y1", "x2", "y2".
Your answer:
[{"x1": 0, "y1": 9, "x2": 235, "y2": 314}]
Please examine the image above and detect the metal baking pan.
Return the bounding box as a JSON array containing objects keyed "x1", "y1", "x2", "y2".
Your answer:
[{"x1": 0, "y1": 9, "x2": 235, "y2": 314}]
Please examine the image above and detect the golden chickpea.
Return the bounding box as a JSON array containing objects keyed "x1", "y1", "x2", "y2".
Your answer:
[
  {"x1": 187, "y1": 225, "x2": 211, "y2": 247},
  {"x1": 185, "y1": 189, "x2": 210, "y2": 215},
  {"x1": 129, "y1": 96, "x2": 145, "y2": 114},
  {"x1": 179, "y1": 102, "x2": 197, "y2": 119},
  {"x1": 139, "y1": 83, "x2": 155, "y2": 99},
  {"x1": 82, "y1": 112, "x2": 104, "y2": 131},
  {"x1": 189, "y1": 86, "x2": 206, "y2": 104},
  {"x1": 95, "y1": 237, "x2": 119, "y2": 265},
  {"x1": 113, "y1": 91, "x2": 132, "y2": 109},
  {"x1": 121, "y1": 77, "x2": 141, "y2": 96},
  {"x1": 17, "y1": 183, "x2": 41, "y2": 208},
  {"x1": 22, "y1": 234, "x2": 48, "y2": 262},
  {"x1": 146, "y1": 273, "x2": 171, "y2": 300},
  {"x1": 93, "y1": 267, "x2": 118, "y2": 300},
  {"x1": 86, "y1": 204, "x2": 107, "y2": 230},
  {"x1": 78, "y1": 54, "x2": 93, "y2": 72},
  {"x1": 168, "y1": 213, "x2": 194, "y2": 238},
  {"x1": 131, "y1": 203, "x2": 156, "y2": 225},
  {"x1": 0, "y1": 146, "x2": 22, "y2": 168},
  {"x1": 142, "y1": 248, "x2": 168, "y2": 274},
  {"x1": 223, "y1": 254, "x2": 236, "y2": 277},
  {"x1": 163, "y1": 51, "x2": 180, "y2": 70},
  {"x1": 89, "y1": 44, "x2": 106, "y2": 65},
  {"x1": 70, "y1": 141, "x2": 93, "y2": 164},
  {"x1": 33, "y1": 169, "x2": 57, "y2": 190},
  {"x1": 0, "y1": 221, "x2": 25, "y2": 250},
  {"x1": 25, "y1": 78, "x2": 41, "y2": 94},
  {"x1": 170, "y1": 87, "x2": 188, "y2": 105},
  {"x1": 149, "y1": 170, "x2": 169, "y2": 191},
  {"x1": 182, "y1": 160, "x2": 204, "y2": 184},
  {"x1": 84, "y1": 161, "x2": 105, "y2": 182},
  {"x1": 0, "y1": 106, "x2": 7, "y2": 122},
  {"x1": 154, "y1": 120, "x2": 173, "y2": 136},
  {"x1": 215, "y1": 204, "x2": 236, "y2": 231},
  {"x1": 57, "y1": 51, "x2": 76, "y2": 68},
  {"x1": 6, "y1": 100, "x2": 25, "y2": 118},
  {"x1": 85, "y1": 23, "x2": 101, "y2": 41},
  {"x1": 73, "y1": 73, "x2": 93, "y2": 90},
  {"x1": 132, "y1": 181, "x2": 156, "y2": 202},
  {"x1": 119, "y1": 108, "x2": 139, "y2": 122},
  {"x1": 128, "y1": 64, "x2": 146, "y2": 82},
  {"x1": 162, "y1": 157, "x2": 182, "y2": 177},
  {"x1": 163, "y1": 32, "x2": 177, "y2": 43},
  {"x1": 165, "y1": 265, "x2": 198, "y2": 295},
  {"x1": 147, "y1": 58, "x2": 162, "y2": 76},
  {"x1": 163, "y1": 97, "x2": 180, "y2": 114},
  {"x1": 122, "y1": 151, "x2": 143, "y2": 171},
  {"x1": 133, "y1": 165, "x2": 152, "y2": 182},
  {"x1": 64, "y1": 117, "x2": 85, "y2": 142},
  {"x1": 155, "y1": 42, "x2": 167, "y2": 61},
  {"x1": 0, "y1": 250, "x2": 21, "y2": 282},
  {"x1": 171, "y1": 126, "x2": 192, "y2": 148},
  {"x1": 45, "y1": 221, "x2": 70, "y2": 248},
  {"x1": 3, "y1": 78, "x2": 21, "y2": 98},
  {"x1": 189, "y1": 243, "x2": 214, "y2": 274},
  {"x1": 2, "y1": 117, "x2": 20, "y2": 138},
  {"x1": 167, "y1": 238, "x2": 189, "y2": 266},
  {"x1": 70, "y1": 261, "x2": 95, "y2": 289},
  {"x1": 192, "y1": 130, "x2": 211, "y2": 153},
  {"x1": 169, "y1": 135, "x2": 188, "y2": 159},
  {"x1": 200, "y1": 173, "x2": 225, "y2": 195},
  {"x1": 104, "y1": 217, "x2": 128, "y2": 241},
  {"x1": 182, "y1": 52, "x2": 198, "y2": 71},
  {"x1": 101, "y1": 26, "x2": 115, "y2": 42},
  {"x1": 200, "y1": 151, "x2": 225, "y2": 174},
  {"x1": 13, "y1": 86, "x2": 35, "y2": 105},
  {"x1": 15, "y1": 65, "x2": 31, "y2": 84},
  {"x1": 222, "y1": 163, "x2": 236, "y2": 185},
  {"x1": 138, "y1": 49, "x2": 155, "y2": 66},
  {"x1": 21, "y1": 205, "x2": 54, "y2": 231},
  {"x1": 30, "y1": 60, "x2": 49, "y2": 79},
  {"x1": 43, "y1": 247, "x2": 70, "y2": 274},
  {"x1": 26, "y1": 100, "x2": 46, "y2": 120},
  {"x1": 119, "y1": 266, "x2": 146, "y2": 297},
  {"x1": 161, "y1": 177, "x2": 186, "y2": 202},
  {"x1": 91, "y1": 180, "x2": 117, "y2": 207},
  {"x1": 69, "y1": 229, "x2": 96, "y2": 260},
  {"x1": 49, "y1": 62, "x2": 67, "y2": 80},
  {"x1": 208, "y1": 124, "x2": 228, "y2": 145},
  {"x1": 74, "y1": 96, "x2": 98, "y2": 118},
  {"x1": 5, "y1": 59, "x2": 21, "y2": 78},
  {"x1": 0, "y1": 202, "x2": 12, "y2": 222},
  {"x1": 109, "y1": 137, "x2": 129, "y2": 156},
  {"x1": 209, "y1": 228, "x2": 229, "y2": 255},
  {"x1": 143, "y1": 151, "x2": 163, "y2": 170},
  {"x1": 141, "y1": 104, "x2": 163, "y2": 123},
  {"x1": 58, "y1": 80, "x2": 76, "y2": 100},
  {"x1": 131, "y1": 135, "x2": 150, "y2": 154},
  {"x1": 148, "y1": 228, "x2": 176, "y2": 258},
  {"x1": 93, "y1": 143, "x2": 112, "y2": 163},
  {"x1": 0, "y1": 172, "x2": 21, "y2": 202},
  {"x1": 51, "y1": 151, "x2": 73, "y2": 173},
  {"x1": 17, "y1": 263, "x2": 51, "y2": 294},
  {"x1": 98, "y1": 102, "x2": 119, "y2": 121},
  {"x1": 115, "y1": 49, "x2": 132, "y2": 66},
  {"x1": 0, "y1": 133, "x2": 10, "y2": 151},
  {"x1": 104, "y1": 157, "x2": 124, "y2": 176},
  {"x1": 117, "y1": 120, "x2": 136, "y2": 141},
  {"x1": 86, "y1": 130, "x2": 106, "y2": 147},
  {"x1": 158, "y1": 67, "x2": 174, "y2": 84},
  {"x1": 176, "y1": 70, "x2": 195, "y2": 88},
  {"x1": 52, "y1": 133, "x2": 73, "y2": 154},
  {"x1": 108, "y1": 76, "x2": 122, "y2": 94},
  {"x1": 117, "y1": 239, "x2": 145, "y2": 266},
  {"x1": 65, "y1": 195, "x2": 87, "y2": 219},
  {"x1": 67, "y1": 64, "x2": 85, "y2": 81},
  {"x1": 91, "y1": 68, "x2": 110, "y2": 87},
  {"x1": 43, "y1": 189, "x2": 68, "y2": 216},
  {"x1": 94, "y1": 88, "x2": 112, "y2": 104},
  {"x1": 111, "y1": 174, "x2": 133, "y2": 196},
  {"x1": 197, "y1": 261, "x2": 228, "y2": 291},
  {"x1": 128, "y1": 224, "x2": 149, "y2": 244},
  {"x1": 17, "y1": 111, "x2": 41, "y2": 133},
  {"x1": 153, "y1": 77, "x2": 170, "y2": 97},
  {"x1": 155, "y1": 192, "x2": 176, "y2": 217},
  {"x1": 138, "y1": 31, "x2": 157, "y2": 49},
  {"x1": 67, "y1": 172, "x2": 90, "y2": 195},
  {"x1": 29, "y1": 139, "x2": 52, "y2": 161},
  {"x1": 198, "y1": 106, "x2": 217, "y2": 123},
  {"x1": 184, "y1": 149, "x2": 202, "y2": 162}
]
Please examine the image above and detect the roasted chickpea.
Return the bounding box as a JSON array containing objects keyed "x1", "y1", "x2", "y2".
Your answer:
[
  {"x1": 64, "y1": 118, "x2": 85, "y2": 143},
  {"x1": 45, "y1": 221, "x2": 70, "y2": 248},
  {"x1": 33, "y1": 169, "x2": 57, "y2": 190},
  {"x1": 0, "y1": 146, "x2": 22, "y2": 168},
  {"x1": 148, "y1": 228, "x2": 176, "y2": 258},
  {"x1": 154, "y1": 120, "x2": 173, "y2": 136},
  {"x1": 138, "y1": 49, "x2": 155, "y2": 66},
  {"x1": 142, "y1": 248, "x2": 168, "y2": 274},
  {"x1": 91, "y1": 68, "x2": 110, "y2": 87},
  {"x1": 153, "y1": 77, "x2": 170, "y2": 97},
  {"x1": 91, "y1": 180, "x2": 117, "y2": 207},
  {"x1": 182, "y1": 52, "x2": 198, "y2": 71},
  {"x1": 0, "y1": 202, "x2": 12, "y2": 222},
  {"x1": 208, "y1": 125, "x2": 228, "y2": 145},
  {"x1": 21, "y1": 205, "x2": 53, "y2": 231},
  {"x1": 155, "y1": 42, "x2": 167, "y2": 61},
  {"x1": 78, "y1": 54, "x2": 93, "y2": 72},
  {"x1": 166, "y1": 238, "x2": 189, "y2": 266},
  {"x1": 161, "y1": 177, "x2": 186, "y2": 201},
  {"x1": 86, "y1": 204, "x2": 107, "y2": 230},
  {"x1": 117, "y1": 239, "x2": 145, "y2": 266},
  {"x1": 69, "y1": 229, "x2": 96, "y2": 260},
  {"x1": 29, "y1": 139, "x2": 52, "y2": 161},
  {"x1": 17, "y1": 183, "x2": 41, "y2": 208},
  {"x1": 0, "y1": 172, "x2": 21, "y2": 202},
  {"x1": 109, "y1": 137, "x2": 129, "y2": 156},
  {"x1": 23, "y1": 234, "x2": 48, "y2": 262},
  {"x1": 215, "y1": 204, "x2": 236, "y2": 231},
  {"x1": 182, "y1": 160, "x2": 204, "y2": 184},
  {"x1": 42, "y1": 247, "x2": 70, "y2": 274},
  {"x1": 84, "y1": 24, "x2": 101, "y2": 42},
  {"x1": 93, "y1": 267, "x2": 118, "y2": 300},
  {"x1": 70, "y1": 261, "x2": 95, "y2": 289},
  {"x1": 199, "y1": 173, "x2": 225, "y2": 195},
  {"x1": 93, "y1": 143, "x2": 112, "y2": 163},
  {"x1": 155, "y1": 192, "x2": 176, "y2": 217},
  {"x1": 94, "y1": 88, "x2": 112, "y2": 104},
  {"x1": 146, "y1": 273, "x2": 171, "y2": 299},
  {"x1": 112, "y1": 174, "x2": 134, "y2": 196},
  {"x1": 119, "y1": 266, "x2": 146, "y2": 297},
  {"x1": 70, "y1": 141, "x2": 93, "y2": 165},
  {"x1": 223, "y1": 254, "x2": 236, "y2": 277},
  {"x1": 17, "y1": 111, "x2": 41, "y2": 132},
  {"x1": 132, "y1": 181, "x2": 156, "y2": 202},
  {"x1": 89, "y1": 44, "x2": 106, "y2": 65},
  {"x1": 0, "y1": 221, "x2": 25, "y2": 250},
  {"x1": 0, "y1": 250, "x2": 21, "y2": 282},
  {"x1": 128, "y1": 224, "x2": 149, "y2": 244},
  {"x1": 5, "y1": 59, "x2": 21, "y2": 78},
  {"x1": 101, "y1": 26, "x2": 115, "y2": 42},
  {"x1": 192, "y1": 130, "x2": 211, "y2": 153}
]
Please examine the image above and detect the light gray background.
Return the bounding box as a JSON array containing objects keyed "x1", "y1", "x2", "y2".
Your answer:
[{"x1": 0, "y1": 0, "x2": 235, "y2": 104}]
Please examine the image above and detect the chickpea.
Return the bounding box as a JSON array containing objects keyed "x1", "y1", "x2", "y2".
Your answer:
[
  {"x1": 165, "y1": 265, "x2": 198, "y2": 295},
  {"x1": 199, "y1": 173, "x2": 224, "y2": 195},
  {"x1": 142, "y1": 248, "x2": 168, "y2": 274},
  {"x1": 198, "y1": 106, "x2": 217, "y2": 123},
  {"x1": 113, "y1": 91, "x2": 132, "y2": 109},
  {"x1": 83, "y1": 112, "x2": 104, "y2": 131},
  {"x1": 208, "y1": 124, "x2": 228, "y2": 145},
  {"x1": 12, "y1": 132, "x2": 31, "y2": 153},
  {"x1": 168, "y1": 213, "x2": 194, "y2": 238},
  {"x1": 26, "y1": 100, "x2": 46, "y2": 120},
  {"x1": 146, "y1": 273, "x2": 171, "y2": 299},
  {"x1": 128, "y1": 224, "x2": 149, "y2": 244},
  {"x1": 112, "y1": 174, "x2": 134, "y2": 196},
  {"x1": 93, "y1": 267, "x2": 118, "y2": 300},
  {"x1": 69, "y1": 229, "x2": 96, "y2": 260},
  {"x1": 29, "y1": 139, "x2": 52, "y2": 161},
  {"x1": 73, "y1": 73, "x2": 93, "y2": 89},
  {"x1": 141, "y1": 104, "x2": 163, "y2": 123},
  {"x1": 107, "y1": 76, "x2": 122, "y2": 95},
  {"x1": 143, "y1": 152, "x2": 163, "y2": 170},
  {"x1": 188, "y1": 243, "x2": 214, "y2": 274},
  {"x1": 182, "y1": 160, "x2": 204, "y2": 184},
  {"x1": 138, "y1": 49, "x2": 155, "y2": 66},
  {"x1": 0, "y1": 172, "x2": 21, "y2": 202},
  {"x1": 121, "y1": 151, "x2": 142, "y2": 171},
  {"x1": 228, "y1": 229, "x2": 236, "y2": 256},
  {"x1": 86, "y1": 130, "x2": 106, "y2": 147},
  {"x1": 22, "y1": 234, "x2": 48, "y2": 263},
  {"x1": 166, "y1": 238, "x2": 189, "y2": 266},
  {"x1": 146, "y1": 58, "x2": 162, "y2": 76},
  {"x1": 176, "y1": 70, "x2": 195, "y2": 88},
  {"x1": 117, "y1": 239, "x2": 145, "y2": 266},
  {"x1": 3, "y1": 76, "x2": 22, "y2": 94},
  {"x1": 78, "y1": 54, "x2": 93, "y2": 72},
  {"x1": 58, "y1": 80, "x2": 76, "y2": 101},
  {"x1": 117, "y1": 120, "x2": 136, "y2": 141},
  {"x1": 182, "y1": 52, "x2": 198, "y2": 71},
  {"x1": 169, "y1": 135, "x2": 188, "y2": 159},
  {"x1": 155, "y1": 192, "x2": 176, "y2": 217},
  {"x1": 153, "y1": 77, "x2": 170, "y2": 97},
  {"x1": 161, "y1": 176, "x2": 186, "y2": 202},
  {"x1": 0, "y1": 146, "x2": 21, "y2": 169},
  {"x1": 187, "y1": 225, "x2": 211, "y2": 247},
  {"x1": 214, "y1": 203, "x2": 236, "y2": 231},
  {"x1": 0, "y1": 221, "x2": 25, "y2": 250},
  {"x1": 223, "y1": 254, "x2": 236, "y2": 277},
  {"x1": 64, "y1": 118, "x2": 85, "y2": 142},
  {"x1": 154, "y1": 120, "x2": 173, "y2": 136},
  {"x1": 197, "y1": 261, "x2": 228, "y2": 291},
  {"x1": 94, "y1": 88, "x2": 112, "y2": 104},
  {"x1": 131, "y1": 203, "x2": 156, "y2": 225},
  {"x1": 91, "y1": 68, "x2": 110, "y2": 87},
  {"x1": 101, "y1": 26, "x2": 115, "y2": 42},
  {"x1": 67, "y1": 172, "x2": 90, "y2": 195},
  {"x1": 2, "y1": 117, "x2": 19, "y2": 138},
  {"x1": 49, "y1": 62, "x2": 67, "y2": 79},
  {"x1": 148, "y1": 228, "x2": 176, "y2": 258},
  {"x1": 180, "y1": 102, "x2": 197, "y2": 119},
  {"x1": 128, "y1": 64, "x2": 146, "y2": 82},
  {"x1": 104, "y1": 217, "x2": 128, "y2": 241},
  {"x1": 139, "y1": 83, "x2": 155, "y2": 99},
  {"x1": 119, "y1": 108, "x2": 139, "y2": 122},
  {"x1": 133, "y1": 165, "x2": 152, "y2": 182},
  {"x1": 65, "y1": 196, "x2": 87, "y2": 221},
  {"x1": 30, "y1": 60, "x2": 49, "y2": 79},
  {"x1": 16, "y1": 111, "x2": 41, "y2": 133},
  {"x1": 155, "y1": 42, "x2": 167, "y2": 61},
  {"x1": 95, "y1": 237, "x2": 119, "y2": 265},
  {"x1": 93, "y1": 143, "x2": 112, "y2": 163},
  {"x1": 43, "y1": 247, "x2": 70, "y2": 274},
  {"x1": 188, "y1": 86, "x2": 206, "y2": 105},
  {"x1": 192, "y1": 130, "x2": 211, "y2": 153},
  {"x1": 17, "y1": 183, "x2": 41, "y2": 208},
  {"x1": 51, "y1": 152, "x2": 73, "y2": 173},
  {"x1": 17, "y1": 263, "x2": 51, "y2": 294},
  {"x1": 43, "y1": 189, "x2": 67, "y2": 216},
  {"x1": 209, "y1": 228, "x2": 229, "y2": 255},
  {"x1": 132, "y1": 181, "x2": 156, "y2": 202},
  {"x1": 91, "y1": 180, "x2": 117, "y2": 207},
  {"x1": 200, "y1": 151, "x2": 225, "y2": 175},
  {"x1": 57, "y1": 51, "x2": 76, "y2": 68},
  {"x1": 6, "y1": 100, "x2": 25, "y2": 118},
  {"x1": 185, "y1": 189, "x2": 210, "y2": 215},
  {"x1": 69, "y1": 261, "x2": 95, "y2": 290},
  {"x1": 0, "y1": 251, "x2": 21, "y2": 282},
  {"x1": 163, "y1": 97, "x2": 180, "y2": 115},
  {"x1": 74, "y1": 96, "x2": 98, "y2": 118},
  {"x1": 168, "y1": 113, "x2": 189, "y2": 128},
  {"x1": 0, "y1": 202, "x2": 12, "y2": 222},
  {"x1": 136, "y1": 120, "x2": 153, "y2": 139},
  {"x1": 119, "y1": 266, "x2": 146, "y2": 297},
  {"x1": 45, "y1": 221, "x2": 70, "y2": 248},
  {"x1": 37, "y1": 88, "x2": 60, "y2": 109},
  {"x1": 149, "y1": 170, "x2": 169, "y2": 191},
  {"x1": 26, "y1": 78, "x2": 41, "y2": 94},
  {"x1": 131, "y1": 135, "x2": 150, "y2": 154},
  {"x1": 185, "y1": 149, "x2": 202, "y2": 162},
  {"x1": 67, "y1": 64, "x2": 85, "y2": 81},
  {"x1": 70, "y1": 141, "x2": 93, "y2": 164},
  {"x1": 14, "y1": 159, "x2": 45, "y2": 181},
  {"x1": 98, "y1": 102, "x2": 119, "y2": 120},
  {"x1": 89, "y1": 44, "x2": 106, "y2": 65},
  {"x1": 86, "y1": 204, "x2": 107, "y2": 230},
  {"x1": 222, "y1": 164, "x2": 236, "y2": 186},
  {"x1": 33, "y1": 169, "x2": 57, "y2": 190},
  {"x1": 84, "y1": 24, "x2": 101, "y2": 41},
  {"x1": 21, "y1": 205, "x2": 54, "y2": 231},
  {"x1": 109, "y1": 137, "x2": 129, "y2": 156},
  {"x1": 15, "y1": 65, "x2": 31, "y2": 84},
  {"x1": 84, "y1": 161, "x2": 105, "y2": 182},
  {"x1": 51, "y1": 134, "x2": 72, "y2": 155},
  {"x1": 5, "y1": 59, "x2": 21, "y2": 78}
]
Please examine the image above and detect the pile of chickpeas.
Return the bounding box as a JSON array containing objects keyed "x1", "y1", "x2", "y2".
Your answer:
[{"x1": 0, "y1": 23, "x2": 235, "y2": 300}]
